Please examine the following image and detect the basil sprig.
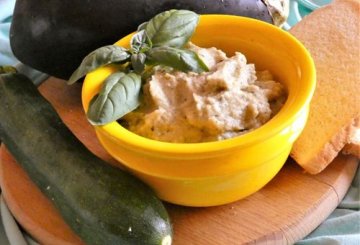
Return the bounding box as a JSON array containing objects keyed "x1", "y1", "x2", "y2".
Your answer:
[
  {"x1": 87, "y1": 72, "x2": 141, "y2": 125},
  {"x1": 130, "y1": 30, "x2": 152, "y2": 54},
  {"x1": 147, "y1": 46, "x2": 209, "y2": 73},
  {"x1": 68, "y1": 9, "x2": 209, "y2": 125},
  {"x1": 143, "y1": 9, "x2": 199, "y2": 48},
  {"x1": 68, "y1": 45, "x2": 130, "y2": 85}
]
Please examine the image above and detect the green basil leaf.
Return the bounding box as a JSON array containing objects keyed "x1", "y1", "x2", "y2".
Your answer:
[
  {"x1": 130, "y1": 30, "x2": 152, "y2": 54},
  {"x1": 131, "y1": 53, "x2": 147, "y2": 74},
  {"x1": 87, "y1": 72, "x2": 142, "y2": 125},
  {"x1": 147, "y1": 46, "x2": 209, "y2": 73},
  {"x1": 145, "y1": 9, "x2": 199, "y2": 48},
  {"x1": 68, "y1": 45, "x2": 130, "y2": 84},
  {"x1": 137, "y1": 21, "x2": 148, "y2": 31}
]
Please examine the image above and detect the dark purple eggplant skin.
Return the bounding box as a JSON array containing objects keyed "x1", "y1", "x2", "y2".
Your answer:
[{"x1": 10, "y1": 0, "x2": 272, "y2": 80}]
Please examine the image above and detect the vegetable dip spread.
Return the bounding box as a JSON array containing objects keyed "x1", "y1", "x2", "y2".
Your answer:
[{"x1": 122, "y1": 43, "x2": 287, "y2": 143}]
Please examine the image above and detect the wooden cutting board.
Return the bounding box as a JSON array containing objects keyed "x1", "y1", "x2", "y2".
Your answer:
[{"x1": 0, "y1": 77, "x2": 358, "y2": 245}]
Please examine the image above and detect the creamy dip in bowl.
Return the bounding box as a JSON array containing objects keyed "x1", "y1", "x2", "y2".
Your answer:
[
  {"x1": 122, "y1": 43, "x2": 287, "y2": 143},
  {"x1": 81, "y1": 15, "x2": 316, "y2": 207}
]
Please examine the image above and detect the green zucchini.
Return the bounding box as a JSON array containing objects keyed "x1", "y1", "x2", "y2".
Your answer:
[{"x1": 0, "y1": 70, "x2": 172, "y2": 245}]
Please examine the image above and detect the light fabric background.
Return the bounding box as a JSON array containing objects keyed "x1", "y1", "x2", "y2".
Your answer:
[{"x1": 0, "y1": 0, "x2": 359, "y2": 244}]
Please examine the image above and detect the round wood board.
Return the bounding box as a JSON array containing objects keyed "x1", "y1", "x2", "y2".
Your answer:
[{"x1": 0, "y1": 77, "x2": 358, "y2": 245}]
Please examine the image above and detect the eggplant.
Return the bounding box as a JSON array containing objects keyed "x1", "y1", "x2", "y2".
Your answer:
[{"x1": 10, "y1": 0, "x2": 288, "y2": 79}]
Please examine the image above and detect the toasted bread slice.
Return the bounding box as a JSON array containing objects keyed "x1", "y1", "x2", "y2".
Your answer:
[{"x1": 289, "y1": 0, "x2": 360, "y2": 174}]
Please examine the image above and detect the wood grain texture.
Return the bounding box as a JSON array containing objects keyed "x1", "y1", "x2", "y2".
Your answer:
[{"x1": 0, "y1": 78, "x2": 358, "y2": 245}]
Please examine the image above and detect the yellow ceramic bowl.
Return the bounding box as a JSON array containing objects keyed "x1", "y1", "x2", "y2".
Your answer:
[{"x1": 82, "y1": 15, "x2": 316, "y2": 207}]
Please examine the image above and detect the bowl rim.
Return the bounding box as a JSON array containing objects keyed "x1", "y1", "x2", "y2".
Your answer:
[{"x1": 82, "y1": 14, "x2": 316, "y2": 155}]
